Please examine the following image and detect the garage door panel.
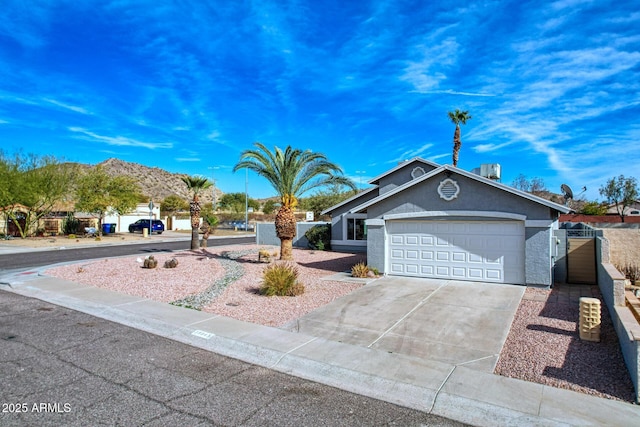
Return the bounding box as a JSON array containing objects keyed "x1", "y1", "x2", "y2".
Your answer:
[
  {"x1": 406, "y1": 264, "x2": 419, "y2": 274},
  {"x1": 391, "y1": 249, "x2": 404, "y2": 259},
  {"x1": 452, "y1": 267, "x2": 467, "y2": 278},
  {"x1": 468, "y1": 268, "x2": 484, "y2": 279},
  {"x1": 468, "y1": 253, "x2": 483, "y2": 263},
  {"x1": 451, "y1": 252, "x2": 466, "y2": 262},
  {"x1": 406, "y1": 236, "x2": 419, "y2": 245},
  {"x1": 421, "y1": 236, "x2": 434, "y2": 245},
  {"x1": 421, "y1": 251, "x2": 434, "y2": 260},
  {"x1": 406, "y1": 250, "x2": 419, "y2": 259},
  {"x1": 421, "y1": 265, "x2": 434, "y2": 275},
  {"x1": 391, "y1": 235, "x2": 404, "y2": 245},
  {"x1": 436, "y1": 266, "x2": 450, "y2": 276},
  {"x1": 387, "y1": 220, "x2": 524, "y2": 284},
  {"x1": 436, "y1": 251, "x2": 449, "y2": 261},
  {"x1": 485, "y1": 269, "x2": 502, "y2": 280}
]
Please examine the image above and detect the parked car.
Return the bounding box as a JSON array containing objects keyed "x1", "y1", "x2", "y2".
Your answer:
[
  {"x1": 128, "y1": 219, "x2": 165, "y2": 234},
  {"x1": 232, "y1": 221, "x2": 254, "y2": 231}
]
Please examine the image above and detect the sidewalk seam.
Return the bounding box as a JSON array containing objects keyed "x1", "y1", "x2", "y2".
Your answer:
[
  {"x1": 367, "y1": 280, "x2": 450, "y2": 348},
  {"x1": 269, "y1": 336, "x2": 319, "y2": 369}
]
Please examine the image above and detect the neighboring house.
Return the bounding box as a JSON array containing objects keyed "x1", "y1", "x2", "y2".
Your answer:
[
  {"x1": 606, "y1": 200, "x2": 640, "y2": 216},
  {"x1": 322, "y1": 158, "x2": 571, "y2": 286},
  {"x1": 104, "y1": 203, "x2": 161, "y2": 233}
]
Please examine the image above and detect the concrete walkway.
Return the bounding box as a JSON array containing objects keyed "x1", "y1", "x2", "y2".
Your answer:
[
  {"x1": 3, "y1": 269, "x2": 640, "y2": 426},
  {"x1": 283, "y1": 276, "x2": 524, "y2": 373}
]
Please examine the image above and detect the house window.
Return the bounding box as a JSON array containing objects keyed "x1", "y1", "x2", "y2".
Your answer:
[{"x1": 347, "y1": 218, "x2": 367, "y2": 240}]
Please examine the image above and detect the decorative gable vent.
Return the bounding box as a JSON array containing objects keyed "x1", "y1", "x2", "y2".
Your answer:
[
  {"x1": 411, "y1": 166, "x2": 425, "y2": 179},
  {"x1": 438, "y1": 178, "x2": 460, "y2": 201}
]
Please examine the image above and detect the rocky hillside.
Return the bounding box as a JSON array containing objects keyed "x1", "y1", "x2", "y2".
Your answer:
[{"x1": 89, "y1": 158, "x2": 218, "y2": 204}]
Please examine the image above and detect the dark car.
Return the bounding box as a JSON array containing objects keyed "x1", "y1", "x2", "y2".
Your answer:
[{"x1": 128, "y1": 219, "x2": 165, "y2": 234}]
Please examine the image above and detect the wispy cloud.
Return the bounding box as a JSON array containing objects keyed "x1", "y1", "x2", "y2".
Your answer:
[
  {"x1": 68, "y1": 127, "x2": 173, "y2": 150},
  {"x1": 42, "y1": 98, "x2": 91, "y2": 115}
]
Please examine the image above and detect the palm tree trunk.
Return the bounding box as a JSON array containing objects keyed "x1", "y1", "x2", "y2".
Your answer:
[
  {"x1": 452, "y1": 125, "x2": 461, "y2": 167},
  {"x1": 275, "y1": 205, "x2": 297, "y2": 261},
  {"x1": 280, "y1": 238, "x2": 294, "y2": 261},
  {"x1": 200, "y1": 226, "x2": 210, "y2": 248},
  {"x1": 189, "y1": 199, "x2": 201, "y2": 250}
]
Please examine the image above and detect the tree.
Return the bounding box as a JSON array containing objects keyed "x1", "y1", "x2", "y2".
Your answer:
[
  {"x1": 234, "y1": 142, "x2": 356, "y2": 260},
  {"x1": 0, "y1": 151, "x2": 77, "y2": 238},
  {"x1": 579, "y1": 201, "x2": 608, "y2": 216},
  {"x1": 299, "y1": 184, "x2": 357, "y2": 220},
  {"x1": 181, "y1": 175, "x2": 212, "y2": 250},
  {"x1": 511, "y1": 174, "x2": 548, "y2": 196},
  {"x1": 262, "y1": 199, "x2": 278, "y2": 215},
  {"x1": 218, "y1": 192, "x2": 260, "y2": 214},
  {"x1": 447, "y1": 109, "x2": 472, "y2": 167},
  {"x1": 199, "y1": 205, "x2": 219, "y2": 248},
  {"x1": 75, "y1": 165, "x2": 140, "y2": 236},
  {"x1": 161, "y1": 194, "x2": 189, "y2": 215},
  {"x1": 599, "y1": 175, "x2": 639, "y2": 222}
]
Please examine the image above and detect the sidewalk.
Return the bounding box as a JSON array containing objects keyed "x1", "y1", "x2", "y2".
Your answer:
[
  {"x1": 0, "y1": 231, "x2": 253, "y2": 255},
  {"x1": 4, "y1": 271, "x2": 640, "y2": 426}
]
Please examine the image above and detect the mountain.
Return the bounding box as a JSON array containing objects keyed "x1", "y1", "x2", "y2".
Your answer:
[{"x1": 93, "y1": 158, "x2": 218, "y2": 204}]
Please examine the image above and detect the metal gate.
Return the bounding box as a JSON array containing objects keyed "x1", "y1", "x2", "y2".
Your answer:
[{"x1": 567, "y1": 237, "x2": 597, "y2": 285}]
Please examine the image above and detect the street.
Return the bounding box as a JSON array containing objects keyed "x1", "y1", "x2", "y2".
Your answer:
[
  {"x1": 0, "y1": 236, "x2": 255, "y2": 270},
  {"x1": 0, "y1": 290, "x2": 465, "y2": 426}
]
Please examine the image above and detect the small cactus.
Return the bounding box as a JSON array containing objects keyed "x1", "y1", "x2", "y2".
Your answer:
[
  {"x1": 143, "y1": 255, "x2": 158, "y2": 269},
  {"x1": 164, "y1": 258, "x2": 179, "y2": 268}
]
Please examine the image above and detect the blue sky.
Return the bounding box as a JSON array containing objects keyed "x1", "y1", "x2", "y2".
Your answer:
[{"x1": 1, "y1": 0, "x2": 638, "y2": 201}]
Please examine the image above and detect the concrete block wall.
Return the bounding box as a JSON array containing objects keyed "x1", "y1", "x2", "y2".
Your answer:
[
  {"x1": 256, "y1": 222, "x2": 329, "y2": 249},
  {"x1": 596, "y1": 235, "x2": 640, "y2": 403}
]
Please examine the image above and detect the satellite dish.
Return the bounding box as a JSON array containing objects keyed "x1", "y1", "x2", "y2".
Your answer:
[{"x1": 561, "y1": 184, "x2": 574, "y2": 205}]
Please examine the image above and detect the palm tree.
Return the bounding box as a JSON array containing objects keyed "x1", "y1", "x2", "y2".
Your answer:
[
  {"x1": 448, "y1": 109, "x2": 472, "y2": 167},
  {"x1": 181, "y1": 175, "x2": 213, "y2": 250},
  {"x1": 234, "y1": 142, "x2": 356, "y2": 261}
]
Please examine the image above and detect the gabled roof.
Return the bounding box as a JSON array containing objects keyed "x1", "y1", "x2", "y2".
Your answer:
[
  {"x1": 321, "y1": 186, "x2": 378, "y2": 216},
  {"x1": 349, "y1": 164, "x2": 571, "y2": 214},
  {"x1": 367, "y1": 157, "x2": 440, "y2": 185}
]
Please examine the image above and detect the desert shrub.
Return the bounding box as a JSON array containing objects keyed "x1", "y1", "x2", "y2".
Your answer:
[
  {"x1": 259, "y1": 262, "x2": 305, "y2": 296},
  {"x1": 305, "y1": 224, "x2": 331, "y2": 250},
  {"x1": 351, "y1": 262, "x2": 369, "y2": 278},
  {"x1": 63, "y1": 212, "x2": 81, "y2": 235},
  {"x1": 617, "y1": 263, "x2": 640, "y2": 283}
]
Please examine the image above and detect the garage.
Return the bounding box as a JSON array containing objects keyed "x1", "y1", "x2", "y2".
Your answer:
[{"x1": 387, "y1": 220, "x2": 525, "y2": 284}]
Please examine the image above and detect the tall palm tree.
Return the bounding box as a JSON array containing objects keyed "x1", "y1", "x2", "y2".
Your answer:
[
  {"x1": 448, "y1": 109, "x2": 472, "y2": 167},
  {"x1": 181, "y1": 175, "x2": 213, "y2": 250},
  {"x1": 234, "y1": 142, "x2": 356, "y2": 261}
]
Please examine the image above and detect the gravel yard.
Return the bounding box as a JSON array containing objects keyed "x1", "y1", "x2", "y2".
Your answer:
[
  {"x1": 495, "y1": 285, "x2": 636, "y2": 403},
  {"x1": 44, "y1": 245, "x2": 637, "y2": 403},
  {"x1": 44, "y1": 245, "x2": 368, "y2": 326}
]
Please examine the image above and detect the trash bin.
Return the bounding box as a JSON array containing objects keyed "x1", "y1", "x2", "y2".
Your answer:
[
  {"x1": 109, "y1": 224, "x2": 116, "y2": 233},
  {"x1": 102, "y1": 223, "x2": 111, "y2": 234}
]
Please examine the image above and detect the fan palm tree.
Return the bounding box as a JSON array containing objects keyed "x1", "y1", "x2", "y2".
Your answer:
[
  {"x1": 234, "y1": 142, "x2": 356, "y2": 261},
  {"x1": 181, "y1": 175, "x2": 213, "y2": 250},
  {"x1": 448, "y1": 109, "x2": 472, "y2": 167}
]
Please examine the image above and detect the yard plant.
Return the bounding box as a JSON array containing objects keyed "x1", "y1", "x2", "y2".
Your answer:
[
  {"x1": 234, "y1": 142, "x2": 355, "y2": 260},
  {"x1": 259, "y1": 262, "x2": 305, "y2": 296}
]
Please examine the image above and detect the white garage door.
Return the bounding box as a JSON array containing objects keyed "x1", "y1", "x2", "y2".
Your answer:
[{"x1": 387, "y1": 220, "x2": 525, "y2": 284}]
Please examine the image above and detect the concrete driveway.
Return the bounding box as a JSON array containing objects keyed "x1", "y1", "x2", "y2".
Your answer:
[{"x1": 282, "y1": 276, "x2": 525, "y2": 372}]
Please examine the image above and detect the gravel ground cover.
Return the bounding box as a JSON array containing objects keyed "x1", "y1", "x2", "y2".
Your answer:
[
  {"x1": 44, "y1": 245, "x2": 367, "y2": 326},
  {"x1": 495, "y1": 285, "x2": 636, "y2": 403},
  {"x1": 44, "y1": 246, "x2": 637, "y2": 403}
]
